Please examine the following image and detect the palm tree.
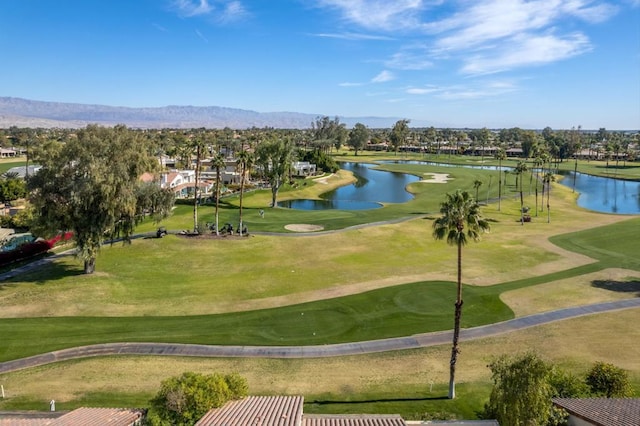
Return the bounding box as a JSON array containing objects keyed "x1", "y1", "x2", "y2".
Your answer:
[
  {"x1": 236, "y1": 150, "x2": 254, "y2": 236},
  {"x1": 473, "y1": 179, "x2": 482, "y2": 202},
  {"x1": 211, "y1": 153, "x2": 226, "y2": 236},
  {"x1": 514, "y1": 161, "x2": 528, "y2": 225},
  {"x1": 432, "y1": 190, "x2": 490, "y2": 399},
  {"x1": 543, "y1": 172, "x2": 555, "y2": 223},
  {"x1": 495, "y1": 148, "x2": 506, "y2": 211},
  {"x1": 532, "y1": 155, "x2": 544, "y2": 217},
  {"x1": 191, "y1": 138, "x2": 204, "y2": 233},
  {"x1": 539, "y1": 152, "x2": 551, "y2": 213}
]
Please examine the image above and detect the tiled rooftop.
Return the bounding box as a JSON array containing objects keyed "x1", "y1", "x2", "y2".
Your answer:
[
  {"x1": 303, "y1": 413, "x2": 407, "y2": 425},
  {"x1": 0, "y1": 408, "x2": 144, "y2": 426},
  {"x1": 196, "y1": 395, "x2": 304, "y2": 426},
  {"x1": 552, "y1": 397, "x2": 640, "y2": 426}
]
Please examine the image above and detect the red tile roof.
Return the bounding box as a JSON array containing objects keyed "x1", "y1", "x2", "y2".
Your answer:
[
  {"x1": 0, "y1": 408, "x2": 144, "y2": 426},
  {"x1": 552, "y1": 398, "x2": 640, "y2": 426},
  {"x1": 303, "y1": 414, "x2": 407, "y2": 425},
  {"x1": 196, "y1": 395, "x2": 304, "y2": 426},
  {"x1": 52, "y1": 407, "x2": 144, "y2": 425}
]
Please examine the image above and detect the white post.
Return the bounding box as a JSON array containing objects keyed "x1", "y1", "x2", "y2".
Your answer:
[
  {"x1": 1, "y1": 385, "x2": 4, "y2": 398},
  {"x1": 50, "y1": 400, "x2": 55, "y2": 411}
]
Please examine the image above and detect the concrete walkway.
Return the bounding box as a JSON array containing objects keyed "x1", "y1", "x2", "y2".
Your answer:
[{"x1": 1, "y1": 298, "x2": 638, "y2": 374}]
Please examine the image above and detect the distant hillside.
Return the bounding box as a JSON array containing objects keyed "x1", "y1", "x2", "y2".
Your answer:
[{"x1": 0, "y1": 97, "x2": 409, "y2": 129}]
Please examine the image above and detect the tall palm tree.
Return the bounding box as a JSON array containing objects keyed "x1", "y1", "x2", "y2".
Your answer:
[
  {"x1": 433, "y1": 190, "x2": 490, "y2": 399},
  {"x1": 211, "y1": 153, "x2": 226, "y2": 236},
  {"x1": 494, "y1": 148, "x2": 506, "y2": 211},
  {"x1": 532, "y1": 155, "x2": 544, "y2": 217},
  {"x1": 236, "y1": 150, "x2": 254, "y2": 236},
  {"x1": 543, "y1": 172, "x2": 555, "y2": 223},
  {"x1": 473, "y1": 179, "x2": 482, "y2": 202},
  {"x1": 514, "y1": 161, "x2": 528, "y2": 225},
  {"x1": 539, "y1": 152, "x2": 551, "y2": 212},
  {"x1": 192, "y1": 138, "x2": 204, "y2": 233}
]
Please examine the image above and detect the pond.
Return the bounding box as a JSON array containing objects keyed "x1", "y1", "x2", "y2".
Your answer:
[
  {"x1": 280, "y1": 160, "x2": 640, "y2": 215},
  {"x1": 557, "y1": 171, "x2": 640, "y2": 214},
  {"x1": 280, "y1": 162, "x2": 420, "y2": 210}
]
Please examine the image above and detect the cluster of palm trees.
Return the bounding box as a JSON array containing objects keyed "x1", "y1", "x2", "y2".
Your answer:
[{"x1": 492, "y1": 148, "x2": 557, "y2": 224}]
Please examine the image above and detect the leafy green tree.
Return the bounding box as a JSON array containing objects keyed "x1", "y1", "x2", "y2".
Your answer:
[
  {"x1": 311, "y1": 116, "x2": 346, "y2": 153},
  {"x1": 347, "y1": 123, "x2": 369, "y2": 156},
  {"x1": 0, "y1": 174, "x2": 27, "y2": 203},
  {"x1": 484, "y1": 352, "x2": 554, "y2": 426},
  {"x1": 255, "y1": 137, "x2": 293, "y2": 208},
  {"x1": 149, "y1": 371, "x2": 248, "y2": 426},
  {"x1": 586, "y1": 362, "x2": 632, "y2": 397},
  {"x1": 300, "y1": 149, "x2": 338, "y2": 173},
  {"x1": 389, "y1": 119, "x2": 410, "y2": 155},
  {"x1": 28, "y1": 125, "x2": 173, "y2": 274},
  {"x1": 236, "y1": 149, "x2": 254, "y2": 236},
  {"x1": 432, "y1": 190, "x2": 490, "y2": 399}
]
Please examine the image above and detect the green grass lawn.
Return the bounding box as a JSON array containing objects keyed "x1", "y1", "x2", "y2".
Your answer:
[
  {"x1": 138, "y1": 162, "x2": 508, "y2": 233},
  {"x1": 0, "y1": 158, "x2": 638, "y2": 417},
  {"x1": 0, "y1": 280, "x2": 514, "y2": 362}
]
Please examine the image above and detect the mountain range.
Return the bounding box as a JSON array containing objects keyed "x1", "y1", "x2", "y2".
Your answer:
[{"x1": 0, "y1": 97, "x2": 422, "y2": 129}]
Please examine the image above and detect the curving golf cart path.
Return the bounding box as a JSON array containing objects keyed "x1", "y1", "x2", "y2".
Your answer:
[{"x1": 1, "y1": 298, "x2": 638, "y2": 374}]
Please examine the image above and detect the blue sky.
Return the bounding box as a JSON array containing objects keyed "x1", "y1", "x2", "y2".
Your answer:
[{"x1": 1, "y1": 0, "x2": 638, "y2": 129}]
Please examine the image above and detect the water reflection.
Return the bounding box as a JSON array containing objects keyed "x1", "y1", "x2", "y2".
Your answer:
[
  {"x1": 280, "y1": 162, "x2": 419, "y2": 210},
  {"x1": 557, "y1": 171, "x2": 640, "y2": 214}
]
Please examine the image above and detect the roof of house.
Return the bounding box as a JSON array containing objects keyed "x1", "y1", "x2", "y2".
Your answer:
[
  {"x1": 0, "y1": 407, "x2": 145, "y2": 426},
  {"x1": 303, "y1": 414, "x2": 407, "y2": 425},
  {"x1": 552, "y1": 398, "x2": 640, "y2": 426},
  {"x1": 196, "y1": 395, "x2": 304, "y2": 426}
]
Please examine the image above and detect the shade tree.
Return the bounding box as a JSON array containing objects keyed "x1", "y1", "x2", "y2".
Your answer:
[{"x1": 28, "y1": 125, "x2": 174, "y2": 274}]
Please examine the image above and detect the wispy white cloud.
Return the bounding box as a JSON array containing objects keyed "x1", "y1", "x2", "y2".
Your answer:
[
  {"x1": 218, "y1": 1, "x2": 247, "y2": 23},
  {"x1": 371, "y1": 70, "x2": 395, "y2": 83},
  {"x1": 311, "y1": 32, "x2": 395, "y2": 41},
  {"x1": 171, "y1": 0, "x2": 213, "y2": 17},
  {"x1": 315, "y1": 0, "x2": 620, "y2": 76},
  {"x1": 314, "y1": 0, "x2": 428, "y2": 31},
  {"x1": 152, "y1": 23, "x2": 168, "y2": 32},
  {"x1": 406, "y1": 86, "x2": 440, "y2": 95},
  {"x1": 169, "y1": 0, "x2": 247, "y2": 22},
  {"x1": 405, "y1": 80, "x2": 519, "y2": 99},
  {"x1": 195, "y1": 29, "x2": 209, "y2": 42},
  {"x1": 385, "y1": 50, "x2": 433, "y2": 70},
  {"x1": 461, "y1": 32, "x2": 591, "y2": 74},
  {"x1": 339, "y1": 82, "x2": 365, "y2": 87}
]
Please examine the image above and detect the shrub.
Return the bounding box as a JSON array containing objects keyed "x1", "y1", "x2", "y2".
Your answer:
[
  {"x1": 585, "y1": 362, "x2": 632, "y2": 397},
  {"x1": 149, "y1": 371, "x2": 248, "y2": 426}
]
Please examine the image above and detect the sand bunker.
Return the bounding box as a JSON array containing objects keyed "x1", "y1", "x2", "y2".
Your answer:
[
  {"x1": 420, "y1": 173, "x2": 452, "y2": 183},
  {"x1": 285, "y1": 224, "x2": 325, "y2": 232}
]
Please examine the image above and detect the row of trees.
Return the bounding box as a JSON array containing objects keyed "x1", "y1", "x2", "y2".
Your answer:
[{"x1": 4, "y1": 123, "x2": 636, "y2": 166}]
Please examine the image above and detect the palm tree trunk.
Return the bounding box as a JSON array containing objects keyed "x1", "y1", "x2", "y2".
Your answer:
[
  {"x1": 497, "y1": 161, "x2": 502, "y2": 211},
  {"x1": 449, "y1": 239, "x2": 463, "y2": 400},
  {"x1": 239, "y1": 166, "x2": 245, "y2": 236},
  {"x1": 193, "y1": 145, "x2": 201, "y2": 233},
  {"x1": 215, "y1": 169, "x2": 221, "y2": 236}
]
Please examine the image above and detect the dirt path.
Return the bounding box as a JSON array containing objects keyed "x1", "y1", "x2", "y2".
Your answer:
[{"x1": 1, "y1": 299, "x2": 638, "y2": 374}]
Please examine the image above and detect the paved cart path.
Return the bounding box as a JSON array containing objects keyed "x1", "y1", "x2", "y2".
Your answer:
[{"x1": 1, "y1": 298, "x2": 638, "y2": 374}]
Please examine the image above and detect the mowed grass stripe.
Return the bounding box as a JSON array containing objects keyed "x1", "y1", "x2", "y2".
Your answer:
[{"x1": 0, "y1": 281, "x2": 513, "y2": 362}]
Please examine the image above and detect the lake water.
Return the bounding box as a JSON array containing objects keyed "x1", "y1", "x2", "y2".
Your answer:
[
  {"x1": 280, "y1": 162, "x2": 419, "y2": 210},
  {"x1": 557, "y1": 171, "x2": 640, "y2": 214},
  {"x1": 281, "y1": 161, "x2": 640, "y2": 215}
]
